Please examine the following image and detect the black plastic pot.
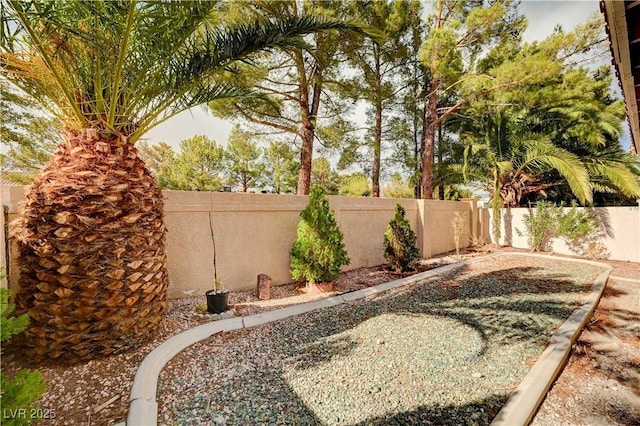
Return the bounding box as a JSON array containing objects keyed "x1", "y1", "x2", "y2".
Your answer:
[{"x1": 205, "y1": 290, "x2": 229, "y2": 314}]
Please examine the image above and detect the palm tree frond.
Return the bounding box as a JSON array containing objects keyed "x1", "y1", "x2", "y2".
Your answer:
[
  {"x1": 2, "y1": 1, "x2": 377, "y2": 142},
  {"x1": 586, "y1": 162, "x2": 640, "y2": 199},
  {"x1": 524, "y1": 140, "x2": 592, "y2": 204}
]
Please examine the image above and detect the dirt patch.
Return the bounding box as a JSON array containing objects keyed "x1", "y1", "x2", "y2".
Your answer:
[{"x1": 532, "y1": 272, "x2": 640, "y2": 426}]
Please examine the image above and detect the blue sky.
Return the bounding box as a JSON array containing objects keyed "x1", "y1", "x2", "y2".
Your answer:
[{"x1": 144, "y1": 0, "x2": 631, "y2": 152}]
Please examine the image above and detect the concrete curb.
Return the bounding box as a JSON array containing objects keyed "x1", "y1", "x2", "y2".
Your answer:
[
  {"x1": 609, "y1": 275, "x2": 640, "y2": 283},
  {"x1": 126, "y1": 253, "x2": 612, "y2": 426},
  {"x1": 126, "y1": 260, "x2": 470, "y2": 425},
  {"x1": 490, "y1": 253, "x2": 613, "y2": 426}
]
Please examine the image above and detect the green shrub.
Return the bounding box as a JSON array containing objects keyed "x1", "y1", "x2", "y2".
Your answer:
[
  {"x1": 519, "y1": 202, "x2": 560, "y2": 251},
  {"x1": 556, "y1": 203, "x2": 598, "y2": 240},
  {"x1": 1, "y1": 287, "x2": 47, "y2": 426},
  {"x1": 290, "y1": 187, "x2": 350, "y2": 284},
  {"x1": 384, "y1": 204, "x2": 419, "y2": 272},
  {"x1": 558, "y1": 204, "x2": 608, "y2": 259},
  {"x1": 0, "y1": 288, "x2": 29, "y2": 342},
  {"x1": 518, "y1": 202, "x2": 605, "y2": 256}
]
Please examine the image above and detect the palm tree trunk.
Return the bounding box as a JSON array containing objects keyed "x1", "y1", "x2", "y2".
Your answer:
[
  {"x1": 437, "y1": 124, "x2": 445, "y2": 200},
  {"x1": 11, "y1": 128, "x2": 169, "y2": 363}
]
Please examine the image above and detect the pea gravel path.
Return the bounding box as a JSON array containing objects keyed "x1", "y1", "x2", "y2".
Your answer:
[{"x1": 157, "y1": 256, "x2": 605, "y2": 425}]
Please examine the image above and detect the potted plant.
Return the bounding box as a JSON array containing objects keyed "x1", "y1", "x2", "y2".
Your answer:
[
  {"x1": 205, "y1": 213, "x2": 229, "y2": 314},
  {"x1": 205, "y1": 278, "x2": 229, "y2": 314}
]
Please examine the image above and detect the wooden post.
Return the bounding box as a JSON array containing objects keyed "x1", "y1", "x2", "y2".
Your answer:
[{"x1": 256, "y1": 274, "x2": 272, "y2": 300}]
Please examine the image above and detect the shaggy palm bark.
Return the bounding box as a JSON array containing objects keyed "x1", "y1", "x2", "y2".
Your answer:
[{"x1": 11, "y1": 129, "x2": 169, "y2": 363}]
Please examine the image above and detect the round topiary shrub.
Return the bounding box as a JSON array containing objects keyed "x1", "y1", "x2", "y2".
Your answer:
[
  {"x1": 384, "y1": 203, "x2": 419, "y2": 272},
  {"x1": 290, "y1": 187, "x2": 350, "y2": 285}
]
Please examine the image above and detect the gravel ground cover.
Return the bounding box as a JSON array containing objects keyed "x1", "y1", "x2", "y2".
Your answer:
[
  {"x1": 1, "y1": 253, "x2": 475, "y2": 425},
  {"x1": 158, "y1": 256, "x2": 605, "y2": 425},
  {"x1": 4, "y1": 250, "x2": 626, "y2": 425}
]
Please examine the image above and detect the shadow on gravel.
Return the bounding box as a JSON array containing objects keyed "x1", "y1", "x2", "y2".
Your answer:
[
  {"x1": 162, "y1": 259, "x2": 604, "y2": 424},
  {"x1": 352, "y1": 394, "x2": 507, "y2": 426},
  {"x1": 574, "y1": 280, "x2": 640, "y2": 394},
  {"x1": 601, "y1": 397, "x2": 640, "y2": 425},
  {"x1": 284, "y1": 265, "x2": 592, "y2": 367}
]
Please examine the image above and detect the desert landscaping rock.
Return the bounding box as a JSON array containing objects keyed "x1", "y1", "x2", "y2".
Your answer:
[
  {"x1": 157, "y1": 255, "x2": 606, "y2": 425},
  {"x1": 4, "y1": 248, "x2": 635, "y2": 425}
]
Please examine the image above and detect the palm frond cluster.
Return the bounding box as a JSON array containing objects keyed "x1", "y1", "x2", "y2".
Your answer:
[
  {"x1": 1, "y1": 0, "x2": 366, "y2": 142},
  {"x1": 461, "y1": 100, "x2": 640, "y2": 209},
  {"x1": 1, "y1": 0, "x2": 369, "y2": 362}
]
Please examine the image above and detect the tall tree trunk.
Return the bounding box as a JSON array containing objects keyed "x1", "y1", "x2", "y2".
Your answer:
[
  {"x1": 295, "y1": 41, "x2": 323, "y2": 196},
  {"x1": 242, "y1": 174, "x2": 248, "y2": 192},
  {"x1": 373, "y1": 105, "x2": 382, "y2": 197},
  {"x1": 372, "y1": 44, "x2": 382, "y2": 198},
  {"x1": 419, "y1": 0, "x2": 443, "y2": 200},
  {"x1": 437, "y1": 124, "x2": 445, "y2": 200},
  {"x1": 413, "y1": 98, "x2": 423, "y2": 199},
  {"x1": 11, "y1": 128, "x2": 169, "y2": 363},
  {"x1": 297, "y1": 120, "x2": 314, "y2": 195},
  {"x1": 420, "y1": 78, "x2": 439, "y2": 199}
]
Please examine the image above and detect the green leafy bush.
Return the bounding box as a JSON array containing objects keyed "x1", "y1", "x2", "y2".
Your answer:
[
  {"x1": 0, "y1": 288, "x2": 29, "y2": 342},
  {"x1": 556, "y1": 204, "x2": 599, "y2": 240},
  {"x1": 1, "y1": 287, "x2": 47, "y2": 426},
  {"x1": 518, "y1": 202, "x2": 606, "y2": 257},
  {"x1": 290, "y1": 187, "x2": 350, "y2": 284},
  {"x1": 384, "y1": 204, "x2": 419, "y2": 272},
  {"x1": 519, "y1": 202, "x2": 560, "y2": 251}
]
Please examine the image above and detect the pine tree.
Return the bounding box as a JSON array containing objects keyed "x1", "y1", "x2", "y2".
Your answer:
[
  {"x1": 384, "y1": 204, "x2": 419, "y2": 272},
  {"x1": 290, "y1": 187, "x2": 350, "y2": 285}
]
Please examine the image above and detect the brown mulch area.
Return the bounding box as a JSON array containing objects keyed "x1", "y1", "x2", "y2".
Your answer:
[{"x1": 2, "y1": 246, "x2": 638, "y2": 425}]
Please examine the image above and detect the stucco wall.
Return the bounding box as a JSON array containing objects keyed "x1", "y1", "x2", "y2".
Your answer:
[
  {"x1": 484, "y1": 206, "x2": 640, "y2": 262},
  {"x1": 2, "y1": 185, "x2": 26, "y2": 290},
  {"x1": 6, "y1": 185, "x2": 636, "y2": 298},
  {"x1": 162, "y1": 192, "x2": 465, "y2": 297},
  {"x1": 162, "y1": 192, "x2": 420, "y2": 297},
  {"x1": 2, "y1": 187, "x2": 473, "y2": 298}
]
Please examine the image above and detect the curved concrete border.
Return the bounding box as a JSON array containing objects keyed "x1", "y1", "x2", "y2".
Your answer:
[
  {"x1": 490, "y1": 253, "x2": 613, "y2": 426},
  {"x1": 126, "y1": 253, "x2": 612, "y2": 426},
  {"x1": 126, "y1": 260, "x2": 469, "y2": 425}
]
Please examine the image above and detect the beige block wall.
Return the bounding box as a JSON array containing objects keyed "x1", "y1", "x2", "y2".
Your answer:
[
  {"x1": 328, "y1": 196, "x2": 418, "y2": 270},
  {"x1": 485, "y1": 206, "x2": 640, "y2": 262},
  {"x1": 163, "y1": 191, "x2": 309, "y2": 297},
  {"x1": 163, "y1": 192, "x2": 419, "y2": 297},
  {"x1": 0, "y1": 190, "x2": 6, "y2": 288},
  {"x1": 2, "y1": 187, "x2": 474, "y2": 299},
  {"x1": 2, "y1": 185, "x2": 28, "y2": 292},
  {"x1": 418, "y1": 199, "x2": 473, "y2": 257}
]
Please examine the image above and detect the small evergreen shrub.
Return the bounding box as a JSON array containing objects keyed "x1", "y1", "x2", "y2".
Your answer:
[
  {"x1": 1, "y1": 287, "x2": 47, "y2": 426},
  {"x1": 290, "y1": 187, "x2": 350, "y2": 284},
  {"x1": 384, "y1": 204, "x2": 419, "y2": 272}
]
